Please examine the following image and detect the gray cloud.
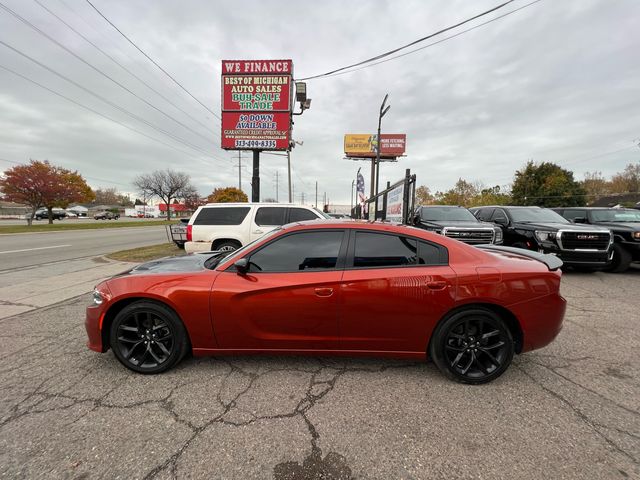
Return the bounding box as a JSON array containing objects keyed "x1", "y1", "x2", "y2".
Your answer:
[{"x1": 1, "y1": 0, "x2": 638, "y2": 205}]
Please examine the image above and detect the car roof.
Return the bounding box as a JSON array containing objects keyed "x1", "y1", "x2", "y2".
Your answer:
[
  {"x1": 419, "y1": 205, "x2": 467, "y2": 209},
  {"x1": 202, "y1": 202, "x2": 309, "y2": 207}
]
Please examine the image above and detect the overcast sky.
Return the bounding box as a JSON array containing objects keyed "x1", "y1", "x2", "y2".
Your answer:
[{"x1": 1, "y1": 0, "x2": 639, "y2": 205}]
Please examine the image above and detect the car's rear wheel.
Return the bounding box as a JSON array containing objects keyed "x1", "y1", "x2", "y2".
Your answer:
[
  {"x1": 212, "y1": 240, "x2": 241, "y2": 252},
  {"x1": 430, "y1": 308, "x2": 514, "y2": 384},
  {"x1": 607, "y1": 244, "x2": 631, "y2": 273},
  {"x1": 109, "y1": 301, "x2": 189, "y2": 374}
]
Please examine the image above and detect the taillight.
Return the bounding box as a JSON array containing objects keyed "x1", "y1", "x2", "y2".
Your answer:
[{"x1": 186, "y1": 224, "x2": 192, "y2": 241}]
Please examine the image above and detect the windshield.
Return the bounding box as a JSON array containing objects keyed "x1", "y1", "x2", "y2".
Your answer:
[
  {"x1": 314, "y1": 208, "x2": 332, "y2": 219},
  {"x1": 420, "y1": 207, "x2": 477, "y2": 222},
  {"x1": 591, "y1": 209, "x2": 640, "y2": 222},
  {"x1": 509, "y1": 208, "x2": 569, "y2": 224},
  {"x1": 206, "y1": 228, "x2": 283, "y2": 270}
]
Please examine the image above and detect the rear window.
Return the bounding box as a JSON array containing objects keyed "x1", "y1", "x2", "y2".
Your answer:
[
  {"x1": 289, "y1": 208, "x2": 319, "y2": 223},
  {"x1": 255, "y1": 207, "x2": 287, "y2": 226},
  {"x1": 193, "y1": 207, "x2": 250, "y2": 225}
]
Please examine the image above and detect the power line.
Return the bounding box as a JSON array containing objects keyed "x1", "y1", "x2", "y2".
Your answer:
[
  {"x1": 84, "y1": 0, "x2": 221, "y2": 120},
  {"x1": 297, "y1": 0, "x2": 517, "y2": 81},
  {"x1": 0, "y1": 63, "x2": 223, "y2": 167},
  {"x1": 0, "y1": 1, "x2": 217, "y2": 148},
  {"x1": 33, "y1": 0, "x2": 218, "y2": 137},
  {"x1": 321, "y1": 0, "x2": 544, "y2": 80},
  {"x1": 0, "y1": 40, "x2": 227, "y2": 163}
]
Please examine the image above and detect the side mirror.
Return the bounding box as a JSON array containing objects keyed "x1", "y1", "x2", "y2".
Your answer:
[
  {"x1": 234, "y1": 258, "x2": 249, "y2": 275},
  {"x1": 494, "y1": 217, "x2": 508, "y2": 227},
  {"x1": 573, "y1": 217, "x2": 587, "y2": 224}
]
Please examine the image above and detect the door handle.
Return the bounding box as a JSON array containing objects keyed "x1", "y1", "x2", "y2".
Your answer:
[
  {"x1": 314, "y1": 287, "x2": 334, "y2": 297},
  {"x1": 426, "y1": 280, "x2": 447, "y2": 290}
]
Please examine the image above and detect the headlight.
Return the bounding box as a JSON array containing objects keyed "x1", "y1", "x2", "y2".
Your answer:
[
  {"x1": 633, "y1": 232, "x2": 640, "y2": 240},
  {"x1": 92, "y1": 289, "x2": 104, "y2": 305},
  {"x1": 494, "y1": 228, "x2": 503, "y2": 243},
  {"x1": 534, "y1": 230, "x2": 556, "y2": 242}
]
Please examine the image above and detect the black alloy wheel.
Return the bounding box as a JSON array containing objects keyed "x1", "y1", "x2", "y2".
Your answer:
[
  {"x1": 110, "y1": 301, "x2": 188, "y2": 374},
  {"x1": 430, "y1": 308, "x2": 514, "y2": 384}
]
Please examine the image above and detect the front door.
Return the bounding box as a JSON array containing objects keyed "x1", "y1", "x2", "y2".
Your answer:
[{"x1": 210, "y1": 230, "x2": 346, "y2": 351}]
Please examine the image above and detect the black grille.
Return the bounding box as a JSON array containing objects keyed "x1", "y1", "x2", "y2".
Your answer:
[
  {"x1": 560, "y1": 231, "x2": 610, "y2": 250},
  {"x1": 443, "y1": 229, "x2": 494, "y2": 245}
]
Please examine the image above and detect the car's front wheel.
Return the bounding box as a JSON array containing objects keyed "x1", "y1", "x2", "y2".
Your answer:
[
  {"x1": 430, "y1": 308, "x2": 514, "y2": 384},
  {"x1": 109, "y1": 301, "x2": 189, "y2": 374},
  {"x1": 607, "y1": 244, "x2": 631, "y2": 273}
]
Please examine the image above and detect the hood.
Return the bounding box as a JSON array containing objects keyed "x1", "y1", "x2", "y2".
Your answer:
[
  {"x1": 514, "y1": 222, "x2": 610, "y2": 232},
  {"x1": 592, "y1": 221, "x2": 640, "y2": 232},
  {"x1": 418, "y1": 220, "x2": 495, "y2": 229},
  {"x1": 119, "y1": 252, "x2": 223, "y2": 276}
]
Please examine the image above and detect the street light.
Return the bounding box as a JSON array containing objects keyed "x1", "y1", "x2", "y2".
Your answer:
[{"x1": 374, "y1": 94, "x2": 391, "y2": 214}]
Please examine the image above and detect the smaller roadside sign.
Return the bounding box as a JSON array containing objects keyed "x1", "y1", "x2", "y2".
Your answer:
[
  {"x1": 344, "y1": 134, "x2": 406, "y2": 158},
  {"x1": 385, "y1": 183, "x2": 404, "y2": 223}
]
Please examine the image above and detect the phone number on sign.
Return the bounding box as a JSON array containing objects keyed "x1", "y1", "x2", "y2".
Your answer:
[{"x1": 234, "y1": 140, "x2": 277, "y2": 148}]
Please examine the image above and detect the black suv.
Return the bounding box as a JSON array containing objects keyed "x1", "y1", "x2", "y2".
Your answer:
[
  {"x1": 471, "y1": 206, "x2": 613, "y2": 270},
  {"x1": 553, "y1": 207, "x2": 640, "y2": 272},
  {"x1": 413, "y1": 205, "x2": 503, "y2": 245},
  {"x1": 34, "y1": 208, "x2": 66, "y2": 220}
]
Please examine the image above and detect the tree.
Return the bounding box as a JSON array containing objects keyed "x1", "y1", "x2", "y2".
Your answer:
[
  {"x1": 179, "y1": 184, "x2": 205, "y2": 210},
  {"x1": 0, "y1": 159, "x2": 94, "y2": 224},
  {"x1": 207, "y1": 187, "x2": 248, "y2": 203},
  {"x1": 581, "y1": 171, "x2": 611, "y2": 201},
  {"x1": 511, "y1": 161, "x2": 586, "y2": 207},
  {"x1": 415, "y1": 185, "x2": 434, "y2": 205},
  {"x1": 610, "y1": 163, "x2": 640, "y2": 194},
  {"x1": 133, "y1": 169, "x2": 194, "y2": 220},
  {"x1": 93, "y1": 187, "x2": 120, "y2": 205},
  {"x1": 435, "y1": 179, "x2": 479, "y2": 206},
  {"x1": 471, "y1": 185, "x2": 512, "y2": 207}
]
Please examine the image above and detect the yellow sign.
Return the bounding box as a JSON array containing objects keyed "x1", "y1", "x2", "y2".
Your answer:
[{"x1": 344, "y1": 134, "x2": 375, "y2": 155}]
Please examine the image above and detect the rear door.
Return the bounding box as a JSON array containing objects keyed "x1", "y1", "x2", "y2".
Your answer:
[
  {"x1": 250, "y1": 206, "x2": 287, "y2": 242},
  {"x1": 339, "y1": 230, "x2": 456, "y2": 353},
  {"x1": 211, "y1": 229, "x2": 347, "y2": 350}
]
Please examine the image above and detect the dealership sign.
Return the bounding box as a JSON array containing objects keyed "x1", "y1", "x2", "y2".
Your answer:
[
  {"x1": 221, "y1": 60, "x2": 293, "y2": 150},
  {"x1": 344, "y1": 134, "x2": 406, "y2": 158},
  {"x1": 385, "y1": 183, "x2": 404, "y2": 222}
]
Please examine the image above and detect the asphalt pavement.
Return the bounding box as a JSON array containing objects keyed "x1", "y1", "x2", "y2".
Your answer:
[
  {"x1": 0, "y1": 268, "x2": 638, "y2": 479},
  {"x1": 0, "y1": 226, "x2": 168, "y2": 318}
]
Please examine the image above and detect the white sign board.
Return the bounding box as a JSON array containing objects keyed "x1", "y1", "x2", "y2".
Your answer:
[{"x1": 385, "y1": 183, "x2": 404, "y2": 223}]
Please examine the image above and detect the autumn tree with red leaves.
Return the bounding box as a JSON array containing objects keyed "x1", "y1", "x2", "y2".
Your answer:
[{"x1": 0, "y1": 160, "x2": 95, "y2": 224}]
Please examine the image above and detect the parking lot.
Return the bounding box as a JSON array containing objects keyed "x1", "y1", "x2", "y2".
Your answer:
[{"x1": 0, "y1": 268, "x2": 638, "y2": 479}]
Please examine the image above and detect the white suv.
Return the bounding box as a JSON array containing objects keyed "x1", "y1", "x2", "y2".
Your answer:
[{"x1": 185, "y1": 203, "x2": 328, "y2": 253}]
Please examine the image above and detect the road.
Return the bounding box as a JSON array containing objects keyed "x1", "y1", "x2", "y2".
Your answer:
[
  {"x1": 0, "y1": 269, "x2": 638, "y2": 479},
  {"x1": 0, "y1": 226, "x2": 168, "y2": 272}
]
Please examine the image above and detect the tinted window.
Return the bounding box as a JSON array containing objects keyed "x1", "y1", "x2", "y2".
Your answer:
[
  {"x1": 562, "y1": 209, "x2": 586, "y2": 221},
  {"x1": 420, "y1": 207, "x2": 477, "y2": 222},
  {"x1": 255, "y1": 207, "x2": 287, "y2": 226},
  {"x1": 249, "y1": 231, "x2": 343, "y2": 272},
  {"x1": 508, "y1": 208, "x2": 569, "y2": 223},
  {"x1": 354, "y1": 232, "x2": 417, "y2": 268},
  {"x1": 476, "y1": 208, "x2": 494, "y2": 222},
  {"x1": 289, "y1": 208, "x2": 319, "y2": 223},
  {"x1": 491, "y1": 209, "x2": 508, "y2": 223},
  {"x1": 194, "y1": 207, "x2": 250, "y2": 225},
  {"x1": 418, "y1": 241, "x2": 445, "y2": 265}
]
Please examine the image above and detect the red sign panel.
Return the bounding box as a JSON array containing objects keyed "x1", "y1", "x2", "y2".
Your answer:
[
  {"x1": 221, "y1": 112, "x2": 290, "y2": 150},
  {"x1": 222, "y1": 75, "x2": 291, "y2": 111},
  {"x1": 221, "y1": 59, "x2": 292, "y2": 151},
  {"x1": 380, "y1": 134, "x2": 406, "y2": 156},
  {"x1": 221, "y1": 59, "x2": 293, "y2": 75}
]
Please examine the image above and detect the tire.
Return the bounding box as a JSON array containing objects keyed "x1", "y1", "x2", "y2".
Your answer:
[
  {"x1": 607, "y1": 244, "x2": 632, "y2": 273},
  {"x1": 212, "y1": 240, "x2": 241, "y2": 252},
  {"x1": 109, "y1": 301, "x2": 189, "y2": 374},
  {"x1": 430, "y1": 308, "x2": 514, "y2": 384}
]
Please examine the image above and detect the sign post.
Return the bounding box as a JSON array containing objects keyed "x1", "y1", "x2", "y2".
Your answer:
[{"x1": 221, "y1": 60, "x2": 294, "y2": 202}]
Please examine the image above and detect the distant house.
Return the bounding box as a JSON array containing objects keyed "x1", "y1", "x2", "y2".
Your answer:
[
  {"x1": 590, "y1": 193, "x2": 640, "y2": 208},
  {"x1": 0, "y1": 201, "x2": 29, "y2": 218}
]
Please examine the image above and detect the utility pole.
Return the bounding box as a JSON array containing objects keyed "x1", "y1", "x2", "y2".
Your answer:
[
  {"x1": 275, "y1": 171, "x2": 279, "y2": 202},
  {"x1": 315, "y1": 181, "x2": 318, "y2": 208},
  {"x1": 237, "y1": 151, "x2": 241, "y2": 191},
  {"x1": 287, "y1": 150, "x2": 292, "y2": 203},
  {"x1": 323, "y1": 192, "x2": 326, "y2": 208},
  {"x1": 301, "y1": 192, "x2": 305, "y2": 205},
  {"x1": 375, "y1": 94, "x2": 391, "y2": 214},
  {"x1": 252, "y1": 150, "x2": 260, "y2": 202}
]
